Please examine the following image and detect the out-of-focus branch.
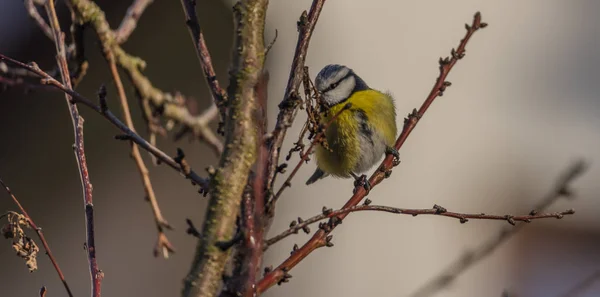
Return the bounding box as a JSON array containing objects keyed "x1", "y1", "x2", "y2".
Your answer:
[
  {"x1": 0, "y1": 178, "x2": 74, "y2": 297},
  {"x1": 257, "y1": 12, "x2": 487, "y2": 294},
  {"x1": 44, "y1": 1, "x2": 102, "y2": 296},
  {"x1": 24, "y1": 0, "x2": 53, "y2": 41},
  {"x1": 179, "y1": 0, "x2": 228, "y2": 131},
  {"x1": 264, "y1": 0, "x2": 326, "y2": 216},
  {"x1": 181, "y1": 1, "x2": 267, "y2": 296},
  {"x1": 114, "y1": 0, "x2": 154, "y2": 44},
  {"x1": 0, "y1": 54, "x2": 211, "y2": 194},
  {"x1": 559, "y1": 270, "x2": 600, "y2": 297},
  {"x1": 265, "y1": 205, "x2": 576, "y2": 247},
  {"x1": 67, "y1": 0, "x2": 223, "y2": 155},
  {"x1": 106, "y1": 52, "x2": 175, "y2": 258},
  {"x1": 408, "y1": 160, "x2": 588, "y2": 297}
]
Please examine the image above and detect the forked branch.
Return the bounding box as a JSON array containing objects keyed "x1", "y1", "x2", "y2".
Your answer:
[
  {"x1": 257, "y1": 12, "x2": 487, "y2": 294},
  {"x1": 0, "y1": 178, "x2": 74, "y2": 297},
  {"x1": 44, "y1": 0, "x2": 102, "y2": 295}
]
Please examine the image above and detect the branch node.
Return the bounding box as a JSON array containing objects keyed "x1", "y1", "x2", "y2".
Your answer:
[
  {"x1": 185, "y1": 219, "x2": 201, "y2": 238},
  {"x1": 433, "y1": 204, "x2": 447, "y2": 214}
]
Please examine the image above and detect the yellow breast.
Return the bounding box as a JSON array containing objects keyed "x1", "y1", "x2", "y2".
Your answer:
[{"x1": 315, "y1": 89, "x2": 397, "y2": 177}]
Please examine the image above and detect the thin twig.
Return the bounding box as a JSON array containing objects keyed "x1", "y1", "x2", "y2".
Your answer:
[
  {"x1": 265, "y1": 205, "x2": 576, "y2": 247},
  {"x1": 179, "y1": 0, "x2": 228, "y2": 129},
  {"x1": 24, "y1": 0, "x2": 54, "y2": 41},
  {"x1": 257, "y1": 12, "x2": 487, "y2": 294},
  {"x1": 106, "y1": 52, "x2": 175, "y2": 258},
  {"x1": 0, "y1": 54, "x2": 210, "y2": 193},
  {"x1": 44, "y1": 0, "x2": 103, "y2": 296},
  {"x1": 408, "y1": 160, "x2": 588, "y2": 297},
  {"x1": 114, "y1": 0, "x2": 153, "y2": 44},
  {"x1": 264, "y1": 0, "x2": 326, "y2": 214},
  {"x1": 267, "y1": 103, "x2": 352, "y2": 215},
  {"x1": 0, "y1": 178, "x2": 74, "y2": 297},
  {"x1": 67, "y1": 0, "x2": 223, "y2": 155}
]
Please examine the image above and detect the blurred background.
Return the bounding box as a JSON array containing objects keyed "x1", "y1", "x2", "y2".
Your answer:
[{"x1": 1, "y1": 1, "x2": 599, "y2": 296}]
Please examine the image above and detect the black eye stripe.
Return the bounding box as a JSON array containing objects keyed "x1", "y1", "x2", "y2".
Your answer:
[{"x1": 323, "y1": 72, "x2": 353, "y2": 93}]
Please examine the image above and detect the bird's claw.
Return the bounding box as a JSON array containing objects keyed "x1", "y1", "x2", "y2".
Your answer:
[
  {"x1": 353, "y1": 174, "x2": 371, "y2": 194},
  {"x1": 386, "y1": 146, "x2": 400, "y2": 166}
]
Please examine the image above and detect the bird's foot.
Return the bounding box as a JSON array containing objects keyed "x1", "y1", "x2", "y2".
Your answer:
[
  {"x1": 353, "y1": 174, "x2": 371, "y2": 194},
  {"x1": 386, "y1": 146, "x2": 400, "y2": 166}
]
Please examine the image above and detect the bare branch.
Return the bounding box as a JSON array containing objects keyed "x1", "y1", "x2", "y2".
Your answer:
[
  {"x1": 24, "y1": 0, "x2": 53, "y2": 41},
  {"x1": 266, "y1": 205, "x2": 575, "y2": 247},
  {"x1": 68, "y1": 0, "x2": 222, "y2": 155},
  {"x1": 257, "y1": 12, "x2": 487, "y2": 294},
  {"x1": 264, "y1": 0, "x2": 326, "y2": 214},
  {"x1": 0, "y1": 54, "x2": 211, "y2": 193},
  {"x1": 181, "y1": 1, "x2": 268, "y2": 296},
  {"x1": 114, "y1": 0, "x2": 154, "y2": 44},
  {"x1": 179, "y1": 0, "x2": 228, "y2": 130},
  {"x1": 106, "y1": 51, "x2": 175, "y2": 258},
  {"x1": 408, "y1": 160, "x2": 588, "y2": 297},
  {"x1": 0, "y1": 178, "x2": 74, "y2": 297},
  {"x1": 44, "y1": 0, "x2": 103, "y2": 296},
  {"x1": 267, "y1": 103, "x2": 352, "y2": 214}
]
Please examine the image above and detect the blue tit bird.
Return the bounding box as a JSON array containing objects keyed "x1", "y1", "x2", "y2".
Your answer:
[{"x1": 306, "y1": 64, "x2": 399, "y2": 191}]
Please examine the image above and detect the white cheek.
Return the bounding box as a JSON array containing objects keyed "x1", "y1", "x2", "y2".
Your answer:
[{"x1": 324, "y1": 76, "x2": 355, "y2": 105}]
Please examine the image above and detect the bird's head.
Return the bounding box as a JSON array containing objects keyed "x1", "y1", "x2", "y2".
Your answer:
[{"x1": 315, "y1": 64, "x2": 369, "y2": 107}]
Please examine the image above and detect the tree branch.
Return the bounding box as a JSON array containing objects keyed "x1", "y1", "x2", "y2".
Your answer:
[
  {"x1": 266, "y1": 205, "x2": 575, "y2": 247},
  {"x1": 408, "y1": 160, "x2": 588, "y2": 297},
  {"x1": 0, "y1": 178, "x2": 74, "y2": 297},
  {"x1": 24, "y1": 0, "x2": 53, "y2": 41},
  {"x1": 114, "y1": 0, "x2": 153, "y2": 44},
  {"x1": 257, "y1": 12, "x2": 487, "y2": 294},
  {"x1": 181, "y1": 1, "x2": 267, "y2": 296},
  {"x1": 179, "y1": 0, "x2": 228, "y2": 130},
  {"x1": 68, "y1": 0, "x2": 223, "y2": 155},
  {"x1": 0, "y1": 54, "x2": 211, "y2": 194},
  {"x1": 264, "y1": 0, "x2": 326, "y2": 216},
  {"x1": 44, "y1": 0, "x2": 102, "y2": 296},
  {"x1": 106, "y1": 51, "x2": 175, "y2": 258}
]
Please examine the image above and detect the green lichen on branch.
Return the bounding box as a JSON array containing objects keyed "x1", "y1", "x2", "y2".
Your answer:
[
  {"x1": 181, "y1": 1, "x2": 268, "y2": 296},
  {"x1": 68, "y1": 0, "x2": 223, "y2": 155}
]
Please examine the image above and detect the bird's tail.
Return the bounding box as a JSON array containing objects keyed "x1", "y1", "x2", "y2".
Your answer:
[{"x1": 306, "y1": 168, "x2": 329, "y2": 185}]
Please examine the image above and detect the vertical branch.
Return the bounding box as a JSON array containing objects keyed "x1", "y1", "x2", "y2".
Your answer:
[
  {"x1": 105, "y1": 53, "x2": 175, "y2": 258},
  {"x1": 43, "y1": 1, "x2": 102, "y2": 296},
  {"x1": 264, "y1": 0, "x2": 326, "y2": 217},
  {"x1": 181, "y1": 1, "x2": 267, "y2": 297},
  {"x1": 0, "y1": 178, "x2": 74, "y2": 297},
  {"x1": 179, "y1": 0, "x2": 228, "y2": 127}
]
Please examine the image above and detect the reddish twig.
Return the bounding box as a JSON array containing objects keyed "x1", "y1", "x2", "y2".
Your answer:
[
  {"x1": 114, "y1": 0, "x2": 153, "y2": 44},
  {"x1": 179, "y1": 0, "x2": 228, "y2": 128},
  {"x1": 0, "y1": 178, "x2": 74, "y2": 297},
  {"x1": 264, "y1": 0, "x2": 326, "y2": 212},
  {"x1": 409, "y1": 160, "x2": 588, "y2": 297},
  {"x1": 106, "y1": 52, "x2": 175, "y2": 258},
  {"x1": 267, "y1": 103, "x2": 353, "y2": 216},
  {"x1": 44, "y1": 0, "x2": 103, "y2": 296},
  {"x1": 257, "y1": 12, "x2": 487, "y2": 293},
  {"x1": 0, "y1": 54, "x2": 210, "y2": 193},
  {"x1": 265, "y1": 205, "x2": 575, "y2": 247}
]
